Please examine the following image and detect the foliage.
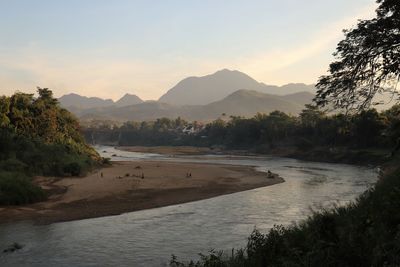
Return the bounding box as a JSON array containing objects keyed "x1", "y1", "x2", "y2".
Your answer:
[
  {"x1": 315, "y1": 0, "x2": 400, "y2": 111},
  {"x1": 84, "y1": 105, "x2": 400, "y2": 156},
  {"x1": 0, "y1": 88, "x2": 100, "y2": 205},
  {"x1": 0, "y1": 171, "x2": 46, "y2": 205},
  {"x1": 84, "y1": 117, "x2": 205, "y2": 146}
]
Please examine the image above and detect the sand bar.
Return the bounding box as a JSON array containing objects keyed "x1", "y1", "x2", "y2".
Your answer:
[
  {"x1": 0, "y1": 160, "x2": 284, "y2": 224},
  {"x1": 117, "y1": 146, "x2": 216, "y2": 155}
]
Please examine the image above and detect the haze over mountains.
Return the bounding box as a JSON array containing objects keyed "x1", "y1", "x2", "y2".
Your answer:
[
  {"x1": 59, "y1": 93, "x2": 115, "y2": 109},
  {"x1": 76, "y1": 90, "x2": 313, "y2": 122},
  {"x1": 158, "y1": 69, "x2": 315, "y2": 105},
  {"x1": 59, "y1": 69, "x2": 316, "y2": 121},
  {"x1": 59, "y1": 93, "x2": 143, "y2": 109},
  {"x1": 115, "y1": 94, "x2": 144, "y2": 107}
]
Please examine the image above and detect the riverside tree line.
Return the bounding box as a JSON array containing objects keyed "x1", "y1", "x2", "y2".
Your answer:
[{"x1": 83, "y1": 104, "x2": 400, "y2": 161}]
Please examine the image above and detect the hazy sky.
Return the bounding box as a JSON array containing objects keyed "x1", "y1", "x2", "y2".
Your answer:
[{"x1": 0, "y1": 0, "x2": 376, "y2": 100}]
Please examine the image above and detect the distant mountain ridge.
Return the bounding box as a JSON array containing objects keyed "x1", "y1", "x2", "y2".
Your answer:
[
  {"x1": 59, "y1": 92, "x2": 143, "y2": 109},
  {"x1": 115, "y1": 94, "x2": 143, "y2": 107},
  {"x1": 59, "y1": 69, "x2": 317, "y2": 121},
  {"x1": 158, "y1": 69, "x2": 315, "y2": 105},
  {"x1": 59, "y1": 93, "x2": 114, "y2": 109},
  {"x1": 77, "y1": 90, "x2": 314, "y2": 122}
]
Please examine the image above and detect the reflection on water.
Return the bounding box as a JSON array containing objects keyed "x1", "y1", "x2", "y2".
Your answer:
[{"x1": 0, "y1": 146, "x2": 378, "y2": 267}]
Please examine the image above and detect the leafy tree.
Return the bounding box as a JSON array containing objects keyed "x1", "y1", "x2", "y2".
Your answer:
[
  {"x1": 382, "y1": 104, "x2": 400, "y2": 155},
  {"x1": 258, "y1": 111, "x2": 295, "y2": 147},
  {"x1": 0, "y1": 96, "x2": 10, "y2": 127},
  {"x1": 204, "y1": 119, "x2": 227, "y2": 144},
  {"x1": 300, "y1": 104, "x2": 325, "y2": 128},
  {"x1": 315, "y1": 0, "x2": 400, "y2": 111},
  {"x1": 352, "y1": 109, "x2": 385, "y2": 147},
  {"x1": 0, "y1": 88, "x2": 101, "y2": 205}
]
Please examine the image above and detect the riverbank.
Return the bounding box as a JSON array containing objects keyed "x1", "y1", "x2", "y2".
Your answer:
[
  {"x1": 0, "y1": 161, "x2": 283, "y2": 224},
  {"x1": 116, "y1": 146, "x2": 216, "y2": 155},
  {"x1": 171, "y1": 156, "x2": 400, "y2": 266},
  {"x1": 118, "y1": 145, "x2": 388, "y2": 166}
]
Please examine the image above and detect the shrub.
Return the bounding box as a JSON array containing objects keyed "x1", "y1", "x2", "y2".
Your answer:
[
  {"x1": 0, "y1": 172, "x2": 46, "y2": 205},
  {"x1": 0, "y1": 158, "x2": 27, "y2": 172},
  {"x1": 63, "y1": 162, "x2": 82, "y2": 176}
]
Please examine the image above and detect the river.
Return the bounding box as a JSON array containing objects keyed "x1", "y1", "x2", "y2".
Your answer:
[{"x1": 0, "y1": 146, "x2": 378, "y2": 266}]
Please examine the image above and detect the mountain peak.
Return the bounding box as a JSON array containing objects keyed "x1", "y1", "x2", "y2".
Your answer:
[
  {"x1": 158, "y1": 69, "x2": 264, "y2": 105},
  {"x1": 214, "y1": 68, "x2": 235, "y2": 74},
  {"x1": 59, "y1": 93, "x2": 114, "y2": 109},
  {"x1": 213, "y1": 69, "x2": 252, "y2": 78},
  {"x1": 115, "y1": 93, "x2": 143, "y2": 107}
]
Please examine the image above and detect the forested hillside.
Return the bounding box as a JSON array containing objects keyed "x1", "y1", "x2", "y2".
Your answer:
[{"x1": 0, "y1": 88, "x2": 100, "y2": 205}]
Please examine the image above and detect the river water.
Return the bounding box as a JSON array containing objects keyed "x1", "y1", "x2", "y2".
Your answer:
[{"x1": 0, "y1": 146, "x2": 378, "y2": 267}]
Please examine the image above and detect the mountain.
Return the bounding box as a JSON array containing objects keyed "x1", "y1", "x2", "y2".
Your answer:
[
  {"x1": 158, "y1": 69, "x2": 315, "y2": 105},
  {"x1": 198, "y1": 90, "x2": 311, "y2": 120},
  {"x1": 115, "y1": 93, "x2": 143, "y2": 107},
  {"x1": 79, "y1": 101, "x2": 182, "y2": 122},
  {"x1": 59, "y1": 93, "x2": 143, "y2": 109},
  {"x1": 282, "y1": 91, "x2": 315, "y2": 105},
  {"x1": 59, "y1": 93, "x2": 114, "y2": 109},
  {"x1": 78, "y1": 90, "x2": 314, "y2": 122},
  {"x1": 60, "y1": 69, "x2": 316, "y2": 121},
  {"x1": 158, "y1": 69, "x2": 266, "y2": 105},
  {"x1": 274, "y1": 83, "x2": 315, "y2": 95}
]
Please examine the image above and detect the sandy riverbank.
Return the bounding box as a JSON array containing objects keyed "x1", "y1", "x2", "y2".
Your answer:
[
  {"x1": 117, "y1": 145, "x2": 387, "y2": 166},
  {"x1": 116, "y1": 146, "x2": 218, "y2": 155},
  {"x1": 0, "y1": 161, "x2": 284, "y2": 224}
]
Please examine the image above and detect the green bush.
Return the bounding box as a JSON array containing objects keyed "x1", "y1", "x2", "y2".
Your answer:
[
  {"x1": 0, "y1": 172, "x2": 46, "y2": 205},
  {"x1": 0, "y1": 158, "x2": 27, "y2": 172},
  {"x1": 63, "y1": 162, "x2": 82, "y2": 176}
]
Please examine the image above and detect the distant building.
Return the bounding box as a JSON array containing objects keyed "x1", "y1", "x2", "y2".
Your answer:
[
  {"x1": 182, "y1": 125, "x2": 196, "y2": 134},
  {"x1": 181, "y1": 123, "x2": 204, "y2": 135}
]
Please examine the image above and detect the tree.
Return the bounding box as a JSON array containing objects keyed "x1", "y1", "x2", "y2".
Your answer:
[
  {"x1": 8, "y1": 93, "x2": 35, "y2": 135},
  {"x1": 258, "y1": 111, "x2": 295, "y2": 147},
  {"x1": 36, "y1": 87, "x2": 58, "y2": 106},
  {"x1": 0, "y1": 96, "x2": 10, "y2": 127},
  {"x1": 315, "y1": 0, "x2": 400, "y2": 111},
  {"x1": 300, "y1": 104, "x2": 326, "y2": 128},
  {"x1": 352, "y1": 109, "x2": 385, "y2": 147}
]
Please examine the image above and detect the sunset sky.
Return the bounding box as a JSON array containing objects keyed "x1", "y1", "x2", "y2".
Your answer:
[{"x1": 0, "y1": 0, "x2": 376, "y2": 100}]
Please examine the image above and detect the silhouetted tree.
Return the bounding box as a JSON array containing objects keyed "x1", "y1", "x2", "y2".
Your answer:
[{"x1": 315, "y1": 0, "x2": 400, "y2": 111}]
